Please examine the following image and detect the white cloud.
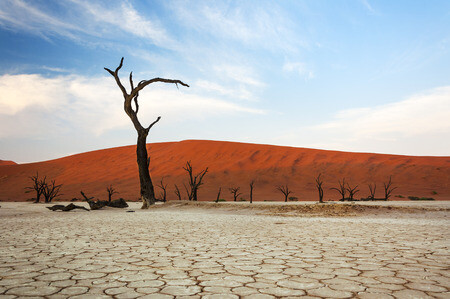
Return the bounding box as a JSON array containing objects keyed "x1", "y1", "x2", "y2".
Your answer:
[
  {"x1": 213, "y1": 65, "x2": 263, "y2": 87},
  {"x1": 194, "y1": 80, "x2": 254, "y2": 101},
  {"x1": 283, "y1": 62, "x2": 315, "y2": 79},
  {"x1": 0, "y1": 73, "x2": 263, "y2": 139},
  {"x1": 0, "y1": 0, "x2": 83, "y2": 41},
  {"x1": 299, "y1": 86, "x2": 450, "y2": 155},
  {"x1": 318, "y1": 87, "x2": 450, "y2": 138},
  {"x1": 169, "y1": 1, "x2": 306, "y2": 53},
  {"x1": 360, "y1": 0, "x2": 378, "y2": 15},
  {"x1": 70, "y1": 0, "x2": 176, "y2": 49},
  {"x1": 0, "y1": 0, "x2": 173, "y2": 48}
]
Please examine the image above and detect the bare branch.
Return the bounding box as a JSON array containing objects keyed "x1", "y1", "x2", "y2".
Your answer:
[
  {"x1": 216, "y1": 187, "x2": 222, "y2": 203},
  {"x1": 80, "y1": 191, "x2": 94, "y2": 201},
  {"x1": 183, "y1": 161, "x2": 208, "y2": 201},
  {"x1": 104, "y1": 57, "x2": 128, "y2": 98},
  {"x1": 368, "y1": 183, "x2": 376, "y2": 199},
  {"x1": 346, "y1": 183, "x2": 359, "y2": 200},
  {"x1": 146, "y1": 116, "x2": 161, "y2": 132},
  {"x1": 129, "y1": 72, "x2": 134, "y2": 89},
  {"x1": 276, "y1": 185, "x2": 292, "y2": 202},
  {"x1": 383, "y1": 176, "x2": 398, "y2": 200},
  {"x1": 249, "y1": 180, "x2": 255, "y2": 203},
  {"x1": 174, "y1": 184, "x2": 182, "y2": 201},
  {"x1": 42, "y1": 180, "x2": 63, "y2": 203},
  {"x1": 156, "y1": 178, "x2": 168, "y2": 202},
  {"x1": 331, "y1": 178, "x2": 346, "y2": 201},
  {"x1": 315, "y1": 173, "x2": 324, "y2": 203},
  {"x1": 131, "y1": 78, "x2": 189, "y2": 99},
  {"x1": 106, "y1": 185, "x2": 119, "y2": 202},
  {"x1": 229, "y1": 187, "x2": 242, "y2": 202}
]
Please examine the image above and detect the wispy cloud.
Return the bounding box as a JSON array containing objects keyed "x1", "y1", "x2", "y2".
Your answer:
[
  {"x1": 169, "y1": 1, "x2": 306, "y2": 53},
  {"x1": 360, "y1": 0, "x2": 377, "y2": 14},
  {"x1": 318, "y1": 86, "x2": 450, "y2": 137},
  {"x1": 0, "y1": 0, "x2": 83, "y2": 41},
  {"x1": 283, "y1": 61, "x2": 315, "y2": 79},
  {"x1": 0, "y1": 73, "x2": 263, "y2": 139},
  {"x1": 195, "y1": 80, "x2": 253, "y2": 101},
  {"x1": 302, "y1": 86, "x2": 450, "y2": 155},
  {"x1": 0, "y1": 0, "x2": 174, "y2": 48}
]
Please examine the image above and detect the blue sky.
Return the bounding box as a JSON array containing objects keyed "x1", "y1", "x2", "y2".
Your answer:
[{"x1": 0, "y1": 0, "x2": 449, "y2": 163}]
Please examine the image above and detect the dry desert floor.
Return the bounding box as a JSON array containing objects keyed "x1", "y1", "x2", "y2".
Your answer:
[{"x1": 0, "y1": 201, "x2": 449, "y2": 298}]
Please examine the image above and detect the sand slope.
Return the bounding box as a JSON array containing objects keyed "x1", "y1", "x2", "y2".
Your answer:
[
  {"x1": 0, "y1": 160, "x2": 16, "y2": 166},
  {"x1": 0, "y1": 140, "x2": 449, "y2": 201}
]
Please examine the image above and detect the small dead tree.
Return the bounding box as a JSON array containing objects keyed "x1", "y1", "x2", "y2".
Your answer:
[
  {"x1": 383, "y1": 176, "x2": 397, "y2": 200},
  {"x1": 277, "y1": 185, "x2": 292, "y2": 202},
  {"x1": 346, "y1": 183, "x2": 360, "y2": 201},
  {"x1": 229, "y1": 187, "x2": 242, "y2": 202},
  {"x1": 174, "y1": 184, "x2": 182, "y2": 201},
  {"x1": 25, "y1": 172, "x2": 46, "y2": 203},
  {"x1": 249, "y1": 180, "x2": 255, "y2": 203},
  {"x1": 183, "y1": 161, "x2": 208, "y2": 201},
  {"x1": 42, "y1": 180, "x2": 62, "y2": 203},
  {"x1": 106, "y1": 185, "x2": 119, "y2": 202},
  {"x1": 216, "y1": 187, "x2": 222, "y2": 203},
  {"x1": 331, "y1": 178, "x2": 347, "y2": 201},
  {"x1": 368, "y1": 183, "x2": 376, "y2": 199},
  {"x1": 80, "y1": 191, "x2": 94, "y2": 201},
  {"x1": 183, "y1": 183, "x2": 192, "y2": 201},
  {"x1": 315, "y1": 173, "x2": 324, "y2": 203},
  {"x1": 157, "y1": 178, "x2": 168, "y2": 202},
  {"x1": 105, "y1": 57, "x2": 188, "y2": 209}
]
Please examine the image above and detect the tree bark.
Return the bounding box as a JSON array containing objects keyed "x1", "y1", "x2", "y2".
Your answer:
[{"x1": 137, "y1": 131, "x2": 156, "y2": 208}]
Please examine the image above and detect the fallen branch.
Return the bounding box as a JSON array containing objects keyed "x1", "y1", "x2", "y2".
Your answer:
[{"x1": 47, "y1": 203, "x2": 90, "y2": 212}]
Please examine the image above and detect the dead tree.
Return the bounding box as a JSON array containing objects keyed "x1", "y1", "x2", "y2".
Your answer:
[
  {"x1": 315, "y1": 173, "x2": 324, "y2": 203},
  {"x1": 368, "y1": 183, "x2": 376, "y2": 199},
  {"x1": 174, "y1": 184, "x2": 182, "y2": 201},
  {"x1": 25, "y1": 172, "x2": 46, "y2": 203},
  {"x1": 383, "y1": 176, "x2": 397, "y2": 200},
  {"x1": 105, "y1": 57, "x2": 188, "y2": 208},
  {"x1": 81, "y1": 191, "x2": 128, "y2": 210},
  {"x1": 331, "y1": 178, "x2": 347, "y2": 201},
  {"x1": 183, "y1": 161, "x2": 208, "y2": 201},
  {"x1": 106, "y1": 185, "x2": 119, "y2": 202},
  {"x1": 47, "y1": 203, "x2": 89, "y2": 212},
  {"x1": 42, "y1": 180, "x2": 62, "y2": 203},
  {"x1": 80, "y1": 191, "x2": 94, "y2": 201},
  {"x1": 183, "y1": 183, "x2": 192, "y2": 201},
  {"x1": 157, "y1": 178, "x2": 168, "y2": 202},
  {"x1": 346, "y1": 183, "x2": 359, "y2": 201},
  {"x1": 249, "y1": 180, "x2": 255, "y2": 203},
  {"x1": 277, "y1": 185, "x2": 292, "y2": 202},
  {"x1": 215, "y1": 187, "x2": 222, "y2": 203},
  {"x1": 229, "y1": 187, "x2": 242, "y2": 202}
]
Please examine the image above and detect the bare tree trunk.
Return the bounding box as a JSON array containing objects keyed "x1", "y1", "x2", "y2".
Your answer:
[
  {"x1": 183, "y1": 161, "x2": 208, "y2": 202},
  {"x1": 249, "y1": 180, "x2": 254, "y2": 204},
  {"x1": 137, "y1": 132, "x2": 156, "y2": 208},
  {"x1": 215, "y1": 187, "x2": 221, "y2": 203},
  {"x1": 174, "y1": 184, "x2": 182, "y2": 201}
]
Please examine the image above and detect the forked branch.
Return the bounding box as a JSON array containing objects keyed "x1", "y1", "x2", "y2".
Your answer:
[
  {"x1": 277, "y1": 185, "x2": 292, "y2": 202},
  {"x1": 383, "y1": 176, "x2": 397, "y2": 200},
  {"x1": 315, "y1": 173, "x2": 324, "y2": 203}
]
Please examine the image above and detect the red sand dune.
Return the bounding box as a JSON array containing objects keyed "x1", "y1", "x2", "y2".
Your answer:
[
  {"x1": 0, "y1": 160, "x2": 16, "y2": 166},
  {"x1": 0, "y1": 140, "x2": 449, "y2": 202}
]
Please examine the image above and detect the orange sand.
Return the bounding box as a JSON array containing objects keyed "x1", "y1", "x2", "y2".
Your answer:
[
  {"x1": 0, "y1": 140, "x2": 449, "y2": 202},
  {"x1": 0, "y1": 160, "x2": 16, "y2": 166}
]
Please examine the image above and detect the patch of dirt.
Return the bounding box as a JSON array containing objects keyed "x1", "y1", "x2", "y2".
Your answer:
[{"x1": 151, "y1": 201, "x2": 450, "y2": 219}]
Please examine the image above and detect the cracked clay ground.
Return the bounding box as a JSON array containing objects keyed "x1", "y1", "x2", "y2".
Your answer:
[{"x1": 0, "y1": 202, "x2": 449, "y2": 298}]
